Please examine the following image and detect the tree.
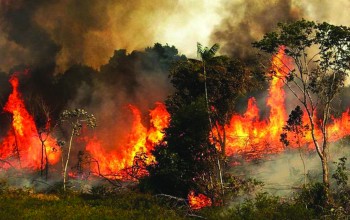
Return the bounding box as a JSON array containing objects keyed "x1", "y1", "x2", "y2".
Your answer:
[
  {"x1": 253, "y1": 19, "x2": 350, "y2": 202},
  {"x1": 34, "y1": 97, "x2": 56, "y2": 179},
  {"x1": 196, "y1": 42, "x2": 220, "y2": 131},
  {"x1": 146, "y1": 44, "x2": 258, "y2": 202},
  {"x1": 59, "y1": 109, "x2": 96, "y2": 191},
  {"x1": 171, "y1": 44, "x2": 257, "y2": 156},
  {"x1": 280, "y1": 106, "x2": 309, "y2": 186},
  {"x1": 143, "y1": 99, "x2": 217, "y2": 199}
]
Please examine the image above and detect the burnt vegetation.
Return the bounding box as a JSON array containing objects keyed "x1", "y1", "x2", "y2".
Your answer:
[{"x1": 0, "y1": 18, "x2": 350, "y2": 219}]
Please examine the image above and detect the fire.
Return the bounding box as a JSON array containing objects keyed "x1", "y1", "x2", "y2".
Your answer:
[
  {"x1": 1, "y1": 48, "x2": 350, "y2": 210},
  {"x1": 0, "y1": 74, "x2": 60, "y2": 169},
  {"x1": 223, "y1": 47, "x2": 291, "y2": 158},
  {"x1": 85, "y1": 102, "x2": 170, "y2": 178},
  {"x1": 0, "y1": 73, "x2": 170, "y2": 177},
  {"x1": 223, "y1": 47, "x2": 350, "y2": 159},
  {"x1": 188, "y1": 191, "x2": 212, "y2": 210},
  {"x1": 147, "y1": 102, "x2": 171, "y2": 144}
]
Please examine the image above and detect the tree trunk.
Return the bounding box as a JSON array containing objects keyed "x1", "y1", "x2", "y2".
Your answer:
[
  {"x1": 305, "y1": 106, "x2": 330, "y2": 202},
  {"x1": 45, "y1": 143, "x2": 49, "y2": 180},
  {"x1": 13, "y1": 130, "x2": 22, "y2": 168},
  {"x1": 203, "y1": 62, "x2": 212, "y2": 130},
  {"x1": 321, "y1": 155, "x2": 330, "y2": 196},
  {"x1": 63, "y1": 130, "x2": 74, "y2": 192},
  {"x1": 40, "y1": 140, "x2": 44, "y2": 177},
  {"x1": 321, "y1": 141, "x2": 330, "y2": 204}
]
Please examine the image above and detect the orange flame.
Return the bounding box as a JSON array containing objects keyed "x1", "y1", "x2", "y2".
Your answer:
[
  {"x1": 223, "y1": 47, "x2": 350, "y2": 159},
  {"x1": 0, "y1": 74, "x2": 60, "y2": 169},
  {"x1": 85, "y1": 102, "x2": 170, "y2": 177},
  {"x1": 188, "y1": 191, "x2": 212, "y2": 210},
  {"x1": 224, "y1": 47, "x2": 290, "y2": 158}
]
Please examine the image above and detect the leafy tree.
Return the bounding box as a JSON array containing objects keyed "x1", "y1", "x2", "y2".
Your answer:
[
  {"x1": 170, "y1": 46, "x2": 257, "y2": 155},
  {"x1": 145, "y1": 44, "x2": 258, "y2": 202},
  {"x1": 59, "y1": 108, "x2": 96, "y2": 191},
  {"x1": 143, "y1": 99, "x2": 217, "y2": 198},
  {"x1": 99, "y1": 43, "x2": 185, "y2": 95},
  {"x1": 280, "y1": 106, "x2": 309, "y2": 185},
  {"x1": 253, "y1": 19, "x2": 350, "y2": 202},
  {"x1": 196, "y1": 43, "x2": 220, "y2": 129}
]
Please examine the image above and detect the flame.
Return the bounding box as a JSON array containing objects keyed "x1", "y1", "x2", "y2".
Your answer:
[
  {"x1": 223, "y1": 47, "x2": 290, "y2": 158},
  {"x1": 188, "y1": 191, "x2": 212, "y2": 210},
  {"x1": 85, "y1": 102, "x2": 170, "y2": 177},
  {"x1": 0, "y1": 74, "x2": 60, "y2": 169},
  {"x1": 223, "y1": 47, "x2": 350, "y2": 159},
  {"x1": 1, "y1": 47, "x2": 350, "y2": 208},
  {"x1": 147, "y1": 102, "x2": 170, "y2": 145}
]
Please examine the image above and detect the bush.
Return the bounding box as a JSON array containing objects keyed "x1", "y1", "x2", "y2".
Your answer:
[{"x1": 200, "y1": 192, "x2": 315, "y2": 220}]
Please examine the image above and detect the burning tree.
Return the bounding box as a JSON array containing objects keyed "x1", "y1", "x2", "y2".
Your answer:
[
  {"x1": 253, "y1": 20, "x2": 350, "y2": 202},
  {"x1": 0, "y1": 74, "x2": 60, "y2": 170},
  {"x1": 59, "y1": 109, "x2": 96, "y2": 191}
]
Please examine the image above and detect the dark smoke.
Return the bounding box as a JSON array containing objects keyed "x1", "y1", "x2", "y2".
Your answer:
[
  {"x1": 0, "y1": 0, "x2": 60, "y2": 69},
  {"x1": 211, "y1": 0, "x2": 302, "y2": 62},
  {"x1": 0, "y1": 0, "x2": 180, "y2": 73}
]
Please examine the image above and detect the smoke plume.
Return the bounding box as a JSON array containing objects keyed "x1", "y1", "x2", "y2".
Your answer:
[{"x1": 211, "y1": 0, "x2": 350, "y2": 61}]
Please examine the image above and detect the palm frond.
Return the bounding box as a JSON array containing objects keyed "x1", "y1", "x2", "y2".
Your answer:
[
  {"x1": 208, "y1": 43, "x2": 220, "y2": 57},
  {"x1": 197, "y1": 42, "x2": 204, "y2": 58}
]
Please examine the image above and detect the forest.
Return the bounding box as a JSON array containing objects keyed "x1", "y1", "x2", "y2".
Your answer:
[{"x1": 1, "y1": 1, "x2": 350, "y2": 219}]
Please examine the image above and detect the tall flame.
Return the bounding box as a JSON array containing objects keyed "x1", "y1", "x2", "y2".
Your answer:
[
  {"x1": 224, "y1": 47, "x2": 290, "y2": 158},
  {"x1": 85, "y1": 102, "x2": 170, "y2": 177},
  {"x1": 224, "y1": 47, "x2": 350, "y2": 159},
  {"x1": 0, "y1": 75, "x2": 60, "y2": 169}
]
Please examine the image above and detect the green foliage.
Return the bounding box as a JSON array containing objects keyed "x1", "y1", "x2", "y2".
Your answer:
[
  {"x1": 297, "y1": 182, "x2": 328, "y2": 213},
  {"x1": 0, "y1": 178, "x2": 9, "y2": 194},
  {"x1": 0, "y1": 189, "x2": 184, "y2": 220},
  {"x1": 99, "y1": 43, "x2": 186, "y2": 90},
  {"x1": 169, "y1": 54, "x2": 257, "y2": 126},
  {"x1": 201, "y1": 192, "x2": 315, "y2": 220},
  {"x1": 142, "y1": 99, "x2": 217, "y2": 198},
  {"x1": 332, "y1": 157, "x2": 348, "y2": 187},
  {"x1": 280, "y1": 106, "x2": 309, "y2": 147},
  {"x1": 253, "y1": 19, "x2": 350, "y2": 104},
  {"x1": 197, "y1": 42, "x2": 220, "y2": 61},
  {"x1": 148, "y1": 43, "x2": 260, "y2": 202},
  {"x1": 332, "y1": 157, "x2": 350, "y2": 213},
  {"x1": 223, "y1": 174, "x2": 264, "y2": 199}
]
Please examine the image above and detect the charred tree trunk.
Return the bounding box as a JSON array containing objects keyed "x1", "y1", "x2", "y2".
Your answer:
[
  {"x1": 13, "y1": 129, "x2": 21, "y2": 168},
  {"x1": 40, "y1": 139, "x2": 44, "y2": 177}
]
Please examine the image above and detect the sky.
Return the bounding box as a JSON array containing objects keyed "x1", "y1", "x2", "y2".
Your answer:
[{"x1": 0, "y1": 0, "x2": 349, "y2": 73}]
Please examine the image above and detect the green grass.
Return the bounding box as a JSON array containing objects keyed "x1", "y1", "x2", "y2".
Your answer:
[
  {"x1": 0, "y1": 190, "x2": 185, "y2": 220},
  {"x1": 0, "y1": 184, "x2": 338, "y2": 220}
]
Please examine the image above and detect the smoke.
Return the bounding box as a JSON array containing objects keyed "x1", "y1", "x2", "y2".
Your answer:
[
  {"x1": 211, "y1": 0, "x2": 350, "y2": 61},
  {"x1": 0, "y1": 0, "x2": 60, "y2": 69},
  {"x1": 0, "y1": 0, "x2": 225, "y2": 73},
  {"x1": 210, "y1": 0, "x2": 301, "y2": 62},
  {"x1": 231, "y1": 142, "x2": 350, "y2": 197},
  {"x1": 62, "y1": 45, "x2": 184, "y2": 152}
]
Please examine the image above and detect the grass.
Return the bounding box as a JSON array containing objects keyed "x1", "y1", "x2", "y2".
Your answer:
[
  {"x1": 0, "y1": 189, "x2": 186, "y2": 220},
  {"x1": 0, "y1": 181, "x2": 342, "y2": 220}
]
